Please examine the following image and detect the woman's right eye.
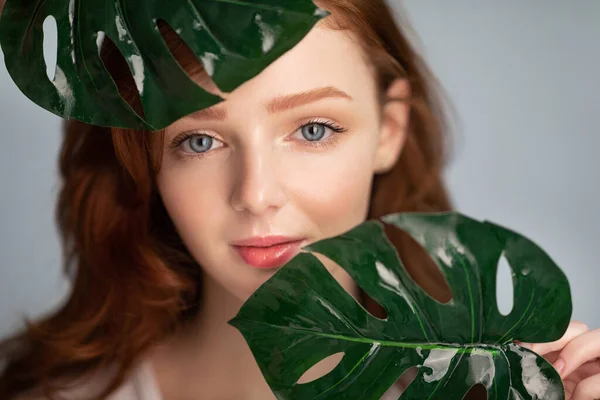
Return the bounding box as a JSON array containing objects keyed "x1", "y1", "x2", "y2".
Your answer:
[{"x1": 179, "y1": 133, "x2": 224, "y2": 155}]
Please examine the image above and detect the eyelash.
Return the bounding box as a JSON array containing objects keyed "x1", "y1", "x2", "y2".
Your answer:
[{"x1": 170, "y1": 118, "x2": 348, "y2": 160}]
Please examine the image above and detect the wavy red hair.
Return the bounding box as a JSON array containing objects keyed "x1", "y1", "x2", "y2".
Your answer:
[{"x1": 0, "y1": 1, "x2": 467, "y2": 398}]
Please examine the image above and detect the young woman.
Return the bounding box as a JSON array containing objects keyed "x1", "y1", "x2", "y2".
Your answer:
[{"x1": 1, "y1": 0, "x2": 599, "y2": 399}]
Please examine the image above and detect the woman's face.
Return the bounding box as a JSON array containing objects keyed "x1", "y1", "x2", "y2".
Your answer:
[{"x1": 156, "y1": 25, "x2": 408, "y2": 302}]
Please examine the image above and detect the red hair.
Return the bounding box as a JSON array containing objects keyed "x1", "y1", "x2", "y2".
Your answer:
[{"x1": 1, "y1": 1, "x2": 463, "y2": 398}]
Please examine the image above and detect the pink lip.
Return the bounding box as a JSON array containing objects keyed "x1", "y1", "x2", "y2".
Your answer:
[{"x1": 231, "y1": 236, "x2": 306, "y2": 269}]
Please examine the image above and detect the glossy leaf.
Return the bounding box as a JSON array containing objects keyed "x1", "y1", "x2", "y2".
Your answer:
[
  {"x1": 229, "y1": 212, "x2": 572, "y2": 399},
  {"x1": 0, "y1": 0, "x2": 325, "y2": 130}
]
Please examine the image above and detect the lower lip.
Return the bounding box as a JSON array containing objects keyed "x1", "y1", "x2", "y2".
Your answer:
[{"x1": 233, "y1": 240, "x2": 305, "y2": 269}]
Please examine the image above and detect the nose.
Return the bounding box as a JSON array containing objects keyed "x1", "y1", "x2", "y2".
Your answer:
[{"x1": 230, "y1": 147, "x2": 288, "y2": 216}]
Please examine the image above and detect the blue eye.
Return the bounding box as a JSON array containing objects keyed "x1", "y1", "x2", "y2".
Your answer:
[
  {"x1": 301, "y1": 123, "x2": 327, "y2": 141},
  {"x1": 292, "y1": 120, "x2": 348, "y2": 148},
  {"x1": 188, "y1": 135, "x2": 213, "y2": 153},
  {"x1": 179, "y1": 133, "x2": 224, "y2": 155}
]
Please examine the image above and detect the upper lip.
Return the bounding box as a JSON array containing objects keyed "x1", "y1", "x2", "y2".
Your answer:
[{"x1": 231, "y1": 235, "x2": 305, "y2": 247}]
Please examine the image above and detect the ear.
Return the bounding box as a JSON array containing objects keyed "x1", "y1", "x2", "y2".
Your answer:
[{"x1": 374, "y1": 78, "x2": 411, "y2": 174}]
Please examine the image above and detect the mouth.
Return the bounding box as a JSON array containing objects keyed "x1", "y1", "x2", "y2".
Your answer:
[{"x1": 231, "y1": 236, "x2": 307, "y2": 269}]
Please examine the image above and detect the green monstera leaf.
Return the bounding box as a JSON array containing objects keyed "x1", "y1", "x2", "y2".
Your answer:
[
  {"x1": 229, "y1": 212, "x2": 572, "y2": 399},
  {"x1": 0, "y1": 0, "x2": 325, "y2": 130}
]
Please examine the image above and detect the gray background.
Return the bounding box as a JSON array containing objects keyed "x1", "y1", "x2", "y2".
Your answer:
[{"x1": 0, "y1": 1, "x2": 599, "y2": 338}]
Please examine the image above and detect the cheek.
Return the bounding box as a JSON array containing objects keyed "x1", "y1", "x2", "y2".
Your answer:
[
  {"x1": 278, "y1": 136, "x2": 378, "y2": 302},
  {"x1": 284, "y1": 136, "x2": 377, "y2": 237},
  {"x1": 156, "y1": 162, "x2": 227, "y2": 255}
]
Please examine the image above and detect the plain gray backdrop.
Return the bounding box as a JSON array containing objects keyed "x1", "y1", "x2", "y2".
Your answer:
[{"x1": 0, "y1": 1, "x2": 599, "y2": 338}]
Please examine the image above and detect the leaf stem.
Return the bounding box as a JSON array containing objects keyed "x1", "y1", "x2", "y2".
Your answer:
[{"x1": 231, "y1": 318, "x2": 505, "y2": 355}]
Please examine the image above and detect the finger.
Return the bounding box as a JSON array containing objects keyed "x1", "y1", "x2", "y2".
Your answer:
[
  {"x1": 541, "y1": 350, "x2": 560, "y2": 364},
  {"x1": 571, "y1": 373, "x2": 600, "y2": 400},
  {"x1": 575, "y1": 360, "x2": 600, "y2": 380},
  {"x1": 518, "y1": 321, "x2": 590, "y2": 356},
  {"x1": 553, "y1": 328, "x2": 600, "y2": 379},
  {"x1": 563, "y1": 378, "x2": 577, "y2": 397}
]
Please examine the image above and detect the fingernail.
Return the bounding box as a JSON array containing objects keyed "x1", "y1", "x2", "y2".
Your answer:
[
  {"x1": 553, "y1": 358, "x2": 565, "y2": 376},
  {"x1": 518, "y1": 342, "x2": 532, "y2": 349}
]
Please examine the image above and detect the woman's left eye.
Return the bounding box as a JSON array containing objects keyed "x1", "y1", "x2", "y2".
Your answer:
[
  {"x1": 301, "y1": 123, "x2": 328, "y2": 141},
  {"x1": 292, "y1": 120, "x2": 347, "y2": 145}
]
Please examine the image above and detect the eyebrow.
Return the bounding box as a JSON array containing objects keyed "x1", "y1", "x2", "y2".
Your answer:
[
  {"x1": 266, "y1": 86, "x2": 353, "y2": 114},
  {"x1": 187, "y1": 86, "x2": 353, "y2": 121}
]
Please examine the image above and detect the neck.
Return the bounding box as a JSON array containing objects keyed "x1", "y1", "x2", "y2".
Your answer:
[
  {"x1": 152, "y1": 262, "x2": 361, "y2": 400},
  {"x1": 152, "y1": 275, "x2": 275, "y2": 400}
]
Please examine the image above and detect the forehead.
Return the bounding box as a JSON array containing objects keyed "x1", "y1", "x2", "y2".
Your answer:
[
  {"x1": 191, "y1": 26, "x2": 378, "y2": 112},
  {"x1": 247, "y1": 26, "x2": 375, "y2": 93}
]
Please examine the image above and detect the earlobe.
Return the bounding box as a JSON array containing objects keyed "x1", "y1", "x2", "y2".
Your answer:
[{"x1": 374, "y1": 78, "x2": 411, "y2": 174}]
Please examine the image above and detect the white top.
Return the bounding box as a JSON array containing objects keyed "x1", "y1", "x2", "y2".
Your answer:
[
  {"x1": 104, "y1": 360, "x2": 163, "y2": 400},
  {"x1": 17, "y1": 360, "x2": 161, "y2": 400},
  {"x1": 20, "y1": 358, "x2": 404, "y2": 400}
]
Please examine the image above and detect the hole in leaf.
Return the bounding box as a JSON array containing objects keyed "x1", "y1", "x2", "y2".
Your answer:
[
  {"x1": 362, "y1": 293, "x2": 388, "y2": 320},
  {"x1": 98, "y1": 34, "x2": 145, "y2": 118},
  {"x1": 462, "y1": 383, "x2": 488, "y2": 399},
  {"x1": 296, "y1": 352, "x2": 344, "y2": 384},
  {"x1": 42, "y1": 15, "x2": 58, "y2": 81},
  {"x1": 382, "y1": 223, "x2": 453, "y2": 304},
  {"x1": 396, "y1": 366, "x2": 418, "y2": 391},
  {"x1": 156, "y1": 19, "x2": 223, "y2": 97},
  {"x1": 312, "y1": 253, "x2": 388, "y2": 320},
  {"x1": 496, "y1": 252, "x2": 514, "y2": 316}
]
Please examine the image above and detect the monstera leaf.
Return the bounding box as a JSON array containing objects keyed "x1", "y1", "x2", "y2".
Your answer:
[
  {"x1": 0, "y1": 0, "x2": 325, "y2": 130},
  {"x1": 229, "y1": 212, "x2": 572, "y2": 399}
]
